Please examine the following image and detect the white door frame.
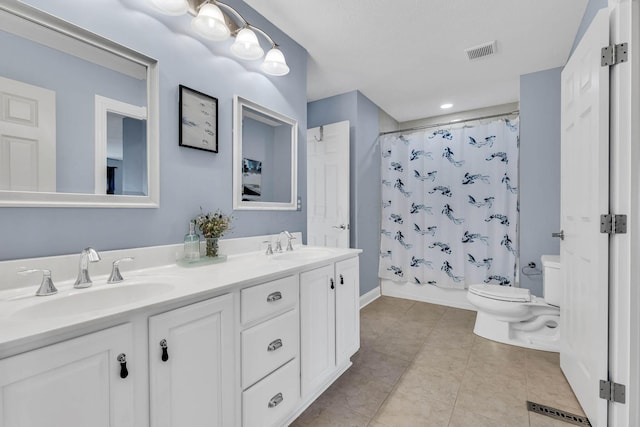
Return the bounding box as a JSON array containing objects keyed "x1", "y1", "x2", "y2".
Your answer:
[{"x1": 608, "y1": 0, "x2": 639, "y2": 425}]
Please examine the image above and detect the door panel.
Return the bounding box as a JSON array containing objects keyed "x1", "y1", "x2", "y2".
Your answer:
[
  {"x1": 0, "y1": 76, "x2": 56, "y2": 191},
  {"x1": 560, "y1": 9, "x2": 609, "y2": 426},
  {"x1": 307, "y1": 121, "x2": 350, "y2": 247}
]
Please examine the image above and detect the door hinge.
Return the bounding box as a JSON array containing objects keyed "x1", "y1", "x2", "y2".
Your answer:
[
  {"x1": 600, "y1": 214, "x2": 627, "y2": 234},
  {"x1": 600, "y1": 380, "x2": 626, "y2": 403},
  {"x1": 601, "y1": 43, "x2": 628, "y2": 67}
]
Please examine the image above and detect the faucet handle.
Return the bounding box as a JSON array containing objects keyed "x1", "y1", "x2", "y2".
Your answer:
[
  {"x1": 108, "y1": 257, "x2": 134, "y2": 284},
  {"x1": 286, "y1": 235, "x2": 296, "y2": 251},
  {"x1": 18, "y1": 268, "x2": 58, "y2": 296},
  {"x1": 263, "y1": 240, "x2": 274, "y2": 256}
]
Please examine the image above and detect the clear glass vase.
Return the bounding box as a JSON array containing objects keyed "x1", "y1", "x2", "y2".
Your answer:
[{"x1": 205, "y1": 237, "x2": 219, "y2": 258}]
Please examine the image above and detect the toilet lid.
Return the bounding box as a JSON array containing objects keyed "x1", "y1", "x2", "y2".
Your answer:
[{"x1": 468, "y1": 284, "x2": 531, "y2": 302}]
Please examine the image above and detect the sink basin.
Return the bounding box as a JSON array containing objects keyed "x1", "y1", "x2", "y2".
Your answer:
[
  {"x1": 13, "y1": 282, "x2": 175, "y2": 320},
  {"x1": 272, "y1": 248, "x2": 334, "y2": 262}
]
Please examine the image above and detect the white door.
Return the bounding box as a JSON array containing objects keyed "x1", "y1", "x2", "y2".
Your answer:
[
  {"x1": 300, "y1": 264, "x2": 336, "y2": 397},
  {"x1": 560, "y1": 9, "x2": 609, "y2": 426},
  {"x1": 0, "y1": 76, "x2": 56, "y2": 192},
  {"x1": 149, "y1": 294, "x2": 235, "y2": 427},
  {"x1": 335, "y1": 257, "x2": 360, "y2": 365},
  {"x1": 307, "y1": 121, "x2": 350, "y2": 247},
  {"x1": 0, "y1": 324, "x2": 135, "y2": 427}
]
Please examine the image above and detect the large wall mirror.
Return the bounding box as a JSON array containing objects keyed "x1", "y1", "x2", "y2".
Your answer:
[
  {"x1": 233, "y1": 96, "x2": 298, "y2": 211},
  {"x1": 0, "y1": 2, "x2": 159, "y2": 208}
]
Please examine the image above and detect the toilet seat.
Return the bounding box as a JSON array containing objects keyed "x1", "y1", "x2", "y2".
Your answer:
[{"x1": 468, "y1": 284, "x2": 531, "y2": 303}]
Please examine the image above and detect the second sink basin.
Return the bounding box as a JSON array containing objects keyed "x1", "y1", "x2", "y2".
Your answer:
[
  {"x1": 13, "y1": 281, "x2": 175, "y2": 320},
  {"x1": 271, "y1": 247, "x2": 334, "y2": 262}
]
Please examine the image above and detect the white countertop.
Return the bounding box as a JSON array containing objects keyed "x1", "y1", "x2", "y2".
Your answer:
[{"x1": 0, "y1": 245, "x2": 361, "y2": 357}]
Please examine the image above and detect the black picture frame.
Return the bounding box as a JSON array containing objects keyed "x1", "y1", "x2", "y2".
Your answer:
[{"x1": 179, "y1": 85, "x2": 218, "y2": 153}]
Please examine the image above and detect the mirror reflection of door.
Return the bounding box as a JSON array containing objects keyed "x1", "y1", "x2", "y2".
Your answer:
[
  {"x1": 0, "y1": 76, "x2": 56, "y2": 192},
  {"x1": 106, "y1": 112, "x2": 147, "y2": 196}
]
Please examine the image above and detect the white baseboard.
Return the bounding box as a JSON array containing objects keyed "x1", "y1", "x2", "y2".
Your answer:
[
  {"x1": 359, "y1": 286, "x2": 381, "y2": 309},
  {"x1": 381, "y1": 279, "x2": 475, "y2": 310}
]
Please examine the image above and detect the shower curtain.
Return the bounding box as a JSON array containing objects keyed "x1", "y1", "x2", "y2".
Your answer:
[{"x1": 378, "y1": 117, "x2": 519, "y2": 289}]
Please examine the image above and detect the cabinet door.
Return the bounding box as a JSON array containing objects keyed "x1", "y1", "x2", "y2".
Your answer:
[
  {"x1": 0, "y1": 323, "x2": 134, "y2": 427},
  {"x1": 149, "y1": 294, "x2": 235, "y2": 427},
  {"x1": 335, "y1": 257, "x2": 360, "y2": 365},
  {"x1": 300, "y1": 264, "x2": 336, "y2": 397}
]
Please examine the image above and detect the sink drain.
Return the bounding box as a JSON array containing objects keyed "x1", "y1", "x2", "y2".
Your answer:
[{"x1": 527, "y1": 401, "x2": 591, "y2": 426}]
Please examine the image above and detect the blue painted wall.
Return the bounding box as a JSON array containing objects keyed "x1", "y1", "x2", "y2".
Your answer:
[
  {"x1": 519, "y1": 67, "x2": 562, "y2": 296},
  {"x1": 307, "y1": 91, "x2": 381, "y2": 296},
  {"x1": 571, "y1": 0, "x2": 609, "y2": 53},
  {"x1": 0, "y1": 0, "x2": 307, "y2": 260}
]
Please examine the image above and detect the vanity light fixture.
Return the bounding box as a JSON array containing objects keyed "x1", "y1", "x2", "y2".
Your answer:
[
  {"x1": 440, "y1": 103, "x2": 453, "y2": 109},
  {"x1": 148, "y1": 0, "x2": 289, "y2": 76}
]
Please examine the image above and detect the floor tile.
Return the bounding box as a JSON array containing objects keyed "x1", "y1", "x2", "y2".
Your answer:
[
  {"x1": 448, "y1": 407, "x2": 518, "y2": 427},
  {"x1": 372, "y1": 387, "x2": 453, "y2": 427}
]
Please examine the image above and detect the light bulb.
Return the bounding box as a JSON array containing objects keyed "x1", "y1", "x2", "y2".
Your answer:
[
  {"x1": 149, "y1": 0, "x2": 189, "y2": 16},
  {"x1": 191, "y1": 3, "x2": 230, "y2": 41},
  {"x1": 261, "y1": 47, "x2": 289, "y2": 76},
  {"x1": 230, "y1": 28, "x2": 264, "y2": 60}
]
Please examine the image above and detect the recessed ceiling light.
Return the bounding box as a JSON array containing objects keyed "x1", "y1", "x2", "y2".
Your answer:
[{"x1": 440, "y1": 103, "x2": 453, "y2": 109}]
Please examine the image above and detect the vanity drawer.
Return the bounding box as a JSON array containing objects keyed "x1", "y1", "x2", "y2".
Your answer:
[
  {"x1": 242, "y1": 358, "x2": 300, "y2": 427},
  {"x1": 241, "y1": 275, "x2": 298, "y2": 324},
  {"x1": 242, "y1": 308, "x2": 299, "y2": 389}
]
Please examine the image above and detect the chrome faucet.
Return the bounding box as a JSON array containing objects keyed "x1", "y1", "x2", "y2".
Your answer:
[
  {"x1": 279, "y1": 231, "x2": 296, "y2": 251},
  {"x1": 75, "y1": 247, "x2": 101, "y2": 288}
]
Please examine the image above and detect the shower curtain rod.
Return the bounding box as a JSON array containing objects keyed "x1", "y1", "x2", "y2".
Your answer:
[{"x1": 379, "y1": 110, "x2": 520, "y2": 136}]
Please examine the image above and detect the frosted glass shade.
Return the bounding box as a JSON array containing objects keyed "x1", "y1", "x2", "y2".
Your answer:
[
  {"x1": 260, "y1": 47, "x2": 289, "y2": 76},
  {"x1": 191, "y1": 3, "x2": 230, "y2": 41},
  {"x1": 149, "y1": 0, "x2": 189, "y2": 15},
  {"x1": 230, "y1": 28, "x2": 264, "y2": 60}
]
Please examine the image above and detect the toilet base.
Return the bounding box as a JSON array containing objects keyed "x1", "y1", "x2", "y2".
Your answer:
[{"x1": 473, "y1": 310, "x2": 560, "y2": 352}]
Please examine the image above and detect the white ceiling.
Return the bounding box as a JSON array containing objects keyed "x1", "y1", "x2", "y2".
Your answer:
[{"x1": 243, "y1": 0, "x2": 589, "y2": 122}]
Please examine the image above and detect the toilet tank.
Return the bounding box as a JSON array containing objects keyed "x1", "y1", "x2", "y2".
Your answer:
[{"x1": 541, "y1": 255, "x2": 561, "y2": 307}]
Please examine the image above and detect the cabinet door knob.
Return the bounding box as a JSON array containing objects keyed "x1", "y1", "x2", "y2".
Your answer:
[
  {"x1": 117, "y1": 353, "x2": 128, "y2": 379},
  {"x1": 339, "y1": 274, "x2": 344, "y2": 285},
  {"x1": 267, "y1": 291, "x2": 282, "y2": 302},
  {"x1": 160, "y1": 339, "x2": 169, "y2": 362},
  {"x1": 330, "y1": 278, "x2": 335, "y2": 290},
  {"x1": 268, "y1": 392, "x2": 284, "y2": 408},
  {"x1": 267, "y1": 338, "x2": 283, "y2": 352}
]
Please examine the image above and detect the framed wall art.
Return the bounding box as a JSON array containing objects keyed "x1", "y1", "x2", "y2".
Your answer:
[{"x1": 179, "y1": 85, "x2": 218, "y2": 152}]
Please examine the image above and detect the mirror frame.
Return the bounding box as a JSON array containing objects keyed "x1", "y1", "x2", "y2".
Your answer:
[
  {"x1": 233, "y1": 96, "x2": 298, "y2": 211},
  {"x1": 0, "y1": 2, "x2": 159, "y2": 208}
]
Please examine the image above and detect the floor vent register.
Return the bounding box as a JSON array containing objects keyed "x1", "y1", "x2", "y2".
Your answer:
[{"x1": 527, "y1": 401, "x2": 591, "y2": 426}]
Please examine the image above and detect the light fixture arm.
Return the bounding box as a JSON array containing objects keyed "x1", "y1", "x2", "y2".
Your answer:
[{"x1": 215, "y1": 1, "x2": 276, "y2": 46}]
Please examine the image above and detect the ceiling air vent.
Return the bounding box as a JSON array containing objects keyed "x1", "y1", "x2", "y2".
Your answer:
[{"x1": 465, "y1": 40, "x2": 498, "y2": 61}]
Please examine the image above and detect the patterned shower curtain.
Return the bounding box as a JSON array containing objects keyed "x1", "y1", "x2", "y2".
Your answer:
[{"x1": 378, "y1": 117, "x2": 519, "y2": 289}]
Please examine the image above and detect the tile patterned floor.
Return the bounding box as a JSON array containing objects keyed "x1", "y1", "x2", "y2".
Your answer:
[{"x1": 291, "y1": 296, "x2": 585, "y2": 427}]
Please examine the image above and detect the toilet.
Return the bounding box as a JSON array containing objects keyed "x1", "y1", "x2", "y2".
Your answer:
[{"x1": 467, "y1": 255, "x2": 561, "y2": 352}]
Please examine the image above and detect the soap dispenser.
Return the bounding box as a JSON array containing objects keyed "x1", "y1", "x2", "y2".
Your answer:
[{"x1": 184, "y1": 221, "x2": 201, "y2": 262}]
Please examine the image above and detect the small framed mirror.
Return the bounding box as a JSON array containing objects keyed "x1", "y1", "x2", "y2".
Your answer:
[{"x1": 233, "y1": 96, "x2": 298, "y2": 210}]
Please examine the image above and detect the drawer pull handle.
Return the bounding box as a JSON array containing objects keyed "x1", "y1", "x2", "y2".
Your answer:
[
  {"x1": 117, "y1": 353, "x2": 128, "y2": 379},
  {"x1": 268, "y1": 392, "x2": 284, "y2": 408},
  {"x1": 160, "y1": 339, "x2": 169, "y2": 362},
  {"x1": 330, "y1": 278, "x2": 335, "y2": 290},
  {"x1": 340, "y1": 274, "x2": 344, "y2": 285},
  {"x1": 267, "y1": 339, "x2": 283, "y2": 352},
  {"x1": 267, "y1": 291, "x2": 282, "y2": 302}
]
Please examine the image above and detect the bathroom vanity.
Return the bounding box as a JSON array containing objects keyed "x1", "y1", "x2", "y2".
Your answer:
[{"x1": 0, "y1": 237, "x2": 361, "y2": 427}]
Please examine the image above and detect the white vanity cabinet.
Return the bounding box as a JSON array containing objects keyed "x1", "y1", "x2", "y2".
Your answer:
[
  {"x1": 0, "y1": 323, "x2": 135, "y2": 427},
  {"x1": 148, "y1": 293, "x2": 235, "y2": 427},
  {"x1": 300, "y1": 256, "x2": 360, "y2": 399}
]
